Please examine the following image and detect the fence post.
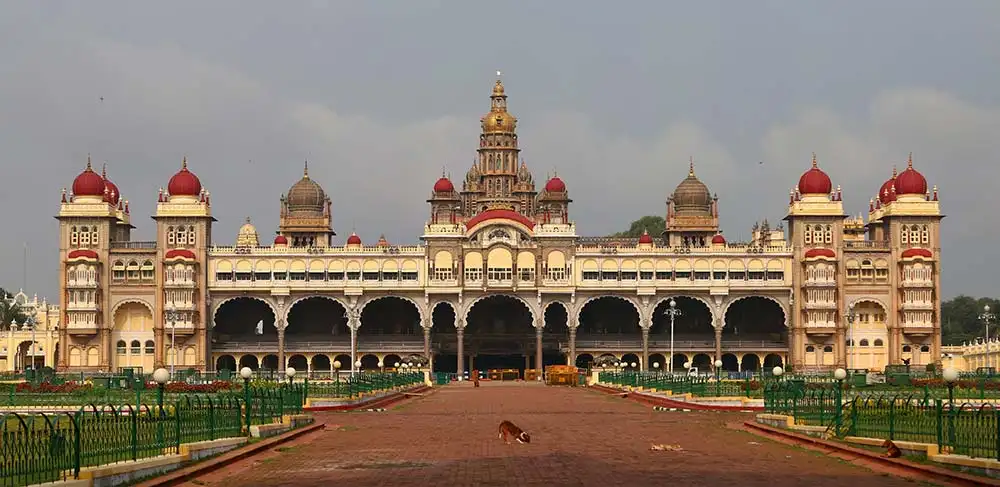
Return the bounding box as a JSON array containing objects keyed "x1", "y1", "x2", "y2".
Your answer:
[
  {"x1": 174, "y1": 402, "x2": 182, "y2": 453},
  {"x1": 849, "y1": 399, "x2": 858, "y2": 437},
  {"x1": 72, "y1": 411, "x2": 82, "y2": 479},
  {"x1": 995, "y1": 409, "x2": 1000, "y2": 461},
  {"x1": 936, "y1": 399, "x2": 943, "y2": 453},
  {"x1": 208, "y1": 397, "x2": 216, "y2": 440},
  {"x1": 130, "y1": 404, "x2": 138, "y2": 461},
  {"x1": 834, "y1": 386, "x2": 843, "y2": 435}
]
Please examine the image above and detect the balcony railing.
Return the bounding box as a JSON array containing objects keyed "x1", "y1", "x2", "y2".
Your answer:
[
  {"x1": 568, "y1": 338, "x2": 787, "y2": 350},
  {"x1": 110, "y1": 241, "x2": 157, "y2": 250},
  {"x1": 844, "y1": 240, "x2": 890, "y2": 251},
  {"x1": 212, "y1": 338, "x2": 425, "y2": 353}
]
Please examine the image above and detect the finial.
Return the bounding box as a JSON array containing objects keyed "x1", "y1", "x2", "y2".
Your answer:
[
  {"x1": 441, "y1": 166, "x2": 446, "y2": 177},
  {"x1": 688, "y1": 157, "x2": 695, "y2": 176},
  {"x1": 61, "y1": 188, "x2": 67, "y2": 203},
  {"x1": 101, "y1": 162, "x2": 107, "y2": 179},
  {"x1": 811, "y1": 152, "x2": 817, "y2": 168},
  {"x1": 245, "y1": 216, "x2": 251, "y2": 224},
  {"x1": 86, "y1": 154, "x2": 92, "y2": 170},
  {"x1": 181, "y1": 156, "x2": 187, "y2": 169},
  {"x1": 303, "y1": 160, "x2": 309, "y2": 178},
  {"x1": 907, "y1": 152, "x2": 913, "y2": 169},
  {"x1": 496, "y1": 70, "x2": 502, "y2": 80}
]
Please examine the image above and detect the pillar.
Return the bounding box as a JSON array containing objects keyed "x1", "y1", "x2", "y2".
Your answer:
[
  {"x1": 102, "y1": 328, "x2": 112, "y2": 371},
  {"x1": 641, "y1": 328, "x2": 650, "y2": 372},
  {"x1": 349, "y1": 326, "x2": 358, "y2": 374},
  {"x1": 456, "y1": 327, "x2": 465, "y2": 379},
  {"x1": 535, "y1": 327, "x2": 543, "y2": 376},
  {"x1": 714, "y1": 327, "x2": 722, "y2": 363},
  {"x1": 277, "y1": 327, "x2": 285, "y2": 372},
  {"x1": 568, "y1": 327, "x2": 577, "y2": 367},
  {"x1": 154, "y1": 327, "x2": 165, "y2": 368},
  {"x1": 423, "y1": 327, "x2": 431, "y2": 361}
]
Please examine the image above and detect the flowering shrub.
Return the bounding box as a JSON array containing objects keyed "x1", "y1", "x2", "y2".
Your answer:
[
  {"x1": 15, "y1": 381, "x2": 92, "y2": 394},
  {"x1": 143, "y1": 380, "x2": 235, "y2": 393}
]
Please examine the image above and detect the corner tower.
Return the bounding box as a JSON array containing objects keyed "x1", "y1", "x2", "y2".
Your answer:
[{"x1": 461, "y1": 75, "x2": 538, "y2": 217}]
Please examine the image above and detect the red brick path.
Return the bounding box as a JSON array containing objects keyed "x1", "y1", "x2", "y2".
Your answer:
[{"x1": 184, "y1": 383, "x2": 919, "y2": 486}]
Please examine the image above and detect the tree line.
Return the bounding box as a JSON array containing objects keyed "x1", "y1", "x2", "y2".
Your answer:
[{"x1": 0, "y1": 288, "x2": 29, "y2": 329}]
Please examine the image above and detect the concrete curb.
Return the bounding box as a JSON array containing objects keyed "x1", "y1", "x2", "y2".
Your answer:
[
  {"x1": 743, "y1": 421, "x2": 1000, "y2": 487},
  {"x1": 590, "y1": 384, "x2": 764, "y2": 412},
  {"x1": 133, "y1": 422, "x2": 326, "y2": 487},
  {"x1": 304, "y1": 385, "x2": 433, "y2": 412}
]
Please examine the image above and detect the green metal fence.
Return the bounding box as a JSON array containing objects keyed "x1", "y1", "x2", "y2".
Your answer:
[
  {"x1": 597, "y1": 371, "x2": 766, "y2": 398},
  {"x1": 1, "y1": 385, "x2": 302, "y2": 487}
]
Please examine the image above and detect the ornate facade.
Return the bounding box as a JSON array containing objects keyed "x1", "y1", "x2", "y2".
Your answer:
[
  {"x1": 54, "y1": 77, "x2": 944, "y2": 375},
  {"x1": 2, "y1": 290, "x2": 60, "y2": 372}
]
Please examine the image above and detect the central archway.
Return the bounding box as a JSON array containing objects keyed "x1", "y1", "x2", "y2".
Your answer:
[
  {"x1": 577, "y1": 296, "x2": 641, "y2": 350},
  {"x1": 543, "y1": 302, "x2": 570, "y2": 366},
  {"x1": 650, "y1": 296, "x2": 713, "y2": 371},
  {"x1": 723, "y1": 296, "x2": 787, "y2": 345},
  {"x1": 429, "y1": 302, "x2": 457, "y2": 372},
  {"x1": 464, "y1": 295, "x2": 535, "y2": 373},
  {"x1": 359, "y1": 297, "x2": 422, "y2": 356},
  {"x1": 285, "y1": 297, "x2": 349, "y2": 341}
]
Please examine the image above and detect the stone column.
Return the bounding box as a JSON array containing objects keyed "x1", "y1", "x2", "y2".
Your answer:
[
  {"x1": 641, "y1": 328, "x2": 650, "y2": 371},
  {"x1": 714, "y1": 327, "x2": 722, "y2": 363},
  {"x1": 277, "y1": 326, "x2": 286, "y2": 372},
  {"x1": 349, "y1": 326, "x2": 358, "y2": 373},
  {"x1": 456, "y1": 327, "x2": 465, "y2": 379},
  {"x1": 535, "y1": 327, "x2": 543, "y2": 376},
  {"x1": 154, "y1": 327, "x2": 166, "y2": 368},
  {"x1": 568, "y1": 327, "x2": 577, "y2": 367},
  {"x1": 423, "y1": 327, "x2": 431, "y2": 364},
  {"x1": 102, "y1": 328, "x2": 112, "y2": 371}
]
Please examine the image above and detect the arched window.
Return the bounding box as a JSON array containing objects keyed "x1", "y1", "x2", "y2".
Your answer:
[
  {"x1": 80, "y1": 226, "x2": 91, "y2": 246},
  {"x1": 126, "y1": 260, "x2": 140, "y2": 280},
  {"x1": 167, "y1": 226, "x2": 175, "y2": 245},
  {"x1": 921, "y1": 225, "x2": 930, "y2": 244},
  {"x1": 822, "y1": 345, "x2": 832, "y2": 353},
  {"x1": 806, "y1": 345, "x2": 815, "y2": 353},
  {"x1": 141, "y1": 260, "x2": 155, "y2": 281},
  {"x1": 144, "y1": 340, "x2": 155, "y2": 354},
  {"x1": 177, "y1": 226, "x2": 187, "y2": 245},
  {"x1": 874, "y1": 339, "x2": 884, "y2": 347},
  {"x1": 902, "y1": 345, "x2": 912, "y2": 353},
  {"x1": 130, "y1": 340, "x2": 141, "y2": 354},
  {"x1": 859, "y1": 339, "x2": 870, "y2": 347},
  {"x1": 70, "y1": 226, "x2": 79, "y2": 246},
  {"x1": 187, "y1": 226, "x2": 197, "y2": 246},
  {"x1": 824, "y1": 225, "x2": 833, "y2": 243},
  {"x1": 112, "y1": 260, "x2": 126, "y2": 282},
  {"x1": 920, "y1": 345, "x2": 930, "y2": 353},
  {"x1": 803, "y1": 225, "x2": 812, "y2": 244},
  {"x1": 116, "y1": 340, "x2": 127, "y2": 354},
  {"x1": 90, "y1": 227, "x2": 99, "y2": 247},
  {"x1": 901, "y1": 226, "x2": 909, "y2": 245}
]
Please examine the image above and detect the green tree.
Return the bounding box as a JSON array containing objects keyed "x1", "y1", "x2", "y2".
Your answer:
[
  {"x1": 0, "y1": 288, "x2": 28, "y2": 330},
  {"x1": 941, "y1": 295, "x2": 1000, "y2": 345},
  {"x1": 612, "y1": 215, "x2": 666, "y2": 238}
]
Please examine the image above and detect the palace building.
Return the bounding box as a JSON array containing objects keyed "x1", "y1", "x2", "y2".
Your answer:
[{"x1": 54, "y1": 77, "x2": 944, "y2": 375}]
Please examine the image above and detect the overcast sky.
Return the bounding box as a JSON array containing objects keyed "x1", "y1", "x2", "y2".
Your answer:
[{"x1": 2, "y1": 1, "x2": 998, "y2": 301}]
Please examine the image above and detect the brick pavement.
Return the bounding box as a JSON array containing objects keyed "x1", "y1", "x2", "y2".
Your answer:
[{"x1": 183, "y1": 382, "x2": 925, "y2": 487}]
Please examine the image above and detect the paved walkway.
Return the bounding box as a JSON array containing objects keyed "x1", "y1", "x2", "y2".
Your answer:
[{"x1": 185, "y1": 383, "x2": 923, "y2": 486}]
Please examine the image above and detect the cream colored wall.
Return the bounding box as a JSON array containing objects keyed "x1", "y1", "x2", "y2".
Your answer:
[{"x1": 111, "y1": 302, "x2": 155, "y2": 371}]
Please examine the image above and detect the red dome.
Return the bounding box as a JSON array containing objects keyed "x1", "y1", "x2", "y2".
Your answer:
[
  {"x1": 711, "y1": 234, "x2": 726, "y2": 244},
  {"x1": 804, "y1": 248, "x2": 836, "y2": 259},
  {"x1": 167, "y1": 158, "x2": 202, "y2": 196},
  {"x1": 544, "y1": 176, "x2": 566, "y2": 193},
  {"x1": 273, "y1": 235, "x2": 288, "y2": 245},
  {"x1": 433, "y1": 176, "x2": 454, "y2": 193},
  {"x1": 797, "y1": 155, "x2": 832, "y2": 195},
  {"x1": 895, "y1": 155, "x2": 927, "y2": 196},
  {"x1": 104, "y1": 179, "x2": 121, "y2": 205},
  {"x1": 638, "y1": 230, "x2": 653, "y2": 244},
  {"x1": 72, "y1": 160, "x2": 106, "y2": 197},
  {"x1": 901, "y1": 248, "x2": 933, "y2": 259},
  {"x1": 346, "y1": 233, "x2": 362, "y2": 245}
]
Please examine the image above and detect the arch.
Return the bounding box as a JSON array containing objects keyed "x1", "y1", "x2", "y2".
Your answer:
[
  {"x1": 620, "y1": 353, "x2": 641, "y2": 370},
  {"x1": 211, "y1": 295, "x2": 277, "y2": 327},
  {"x1": 546, "y1": 250, "x2": 566, "y2": 269},
  {"x1": 359, "y1": 354, "x2": 380, "y2": 370},
  {"x1": 261, "y1": 354, "x2": 279, "y2": 370},
  {"x1": 463, "y1": 293, "x2": 536, "y2": 327},
  {"x1": 332, "y1": 354, "x2": 352, "y2": 370},
  {"x1": 648, "y1": 353, "x2": 667, "y2": 370},
  {"x1": 287, "y1": 354, "x2": 308, "y2": 370},
  {"x1": 720, "y1": 353, "x2": 739, "y2": 372},
  {"x1": 382, "y1": 260, "x2": 398, "y2": 273},
  {"x1": 430, "y1": 301, "x2": 457, "y2": 331},
  {"x1": 849, "y1": 297, "x2": 889, "y2": 311},
  {"x1": 575, "y1": 295, "x2": 640, "y2": 325},
  {"x1": 435, "y1": 250, "x2": 454, "y2": 270},
  {"x1": 691, "y1": 353, "x2": 712, "y2": 370},
  {"x1": 763, "y1": 354, "x2": 783, "y2": 369},
  {"x1": 216, "y1": 355, "x2": 237, "y2": 371},
  {"x1": 671, "y1": 353, "x2": 689, "y2": 371},
  {"x1": 311, "y1": 354, "x2": 331, "y2": 372},
  {"x1": 740, "y1": 354, "x2": 761, "y2": 372},
  {"x1": 542, "y1": 301, "x2": 570, "y2": 336},
  {"x1": 286, "y1": 296, "x2": 350, "y2": 336},
  {"x1": 650, "y1": 296, "x2": 714, "y2": 335},
  {"x1": 359, "y1": 295, "x2": 424, "y2": 328},
  {"x1": 382, "y1": 354, "x2": 403, "y2": 368},
  {"x1": 110, "y1": 299, "x2": 154, "y2": 320},
  {"x1": 575, "y1": 353, "x2": 595, "y2": 369},
  {"x1": 362, "y1": 260, "x2": 379, "y2": 273},
  {"x1": 722, "y1": 295, "x2": 788, "y2": 328},
  {"x1": 464, "y1": 252, "x2": 483, "y2": 270},
  {"x1": 255, "y1": 260, "x2": 272, "y2": 272},
  {"x1": 486, "y1": 246, "x2": 513, "y2": 268}
]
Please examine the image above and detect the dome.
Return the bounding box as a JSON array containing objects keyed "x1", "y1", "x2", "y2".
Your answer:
[
  {"x1": 798, "y1": 154, "x2": 832, "y2": 195},
  {"x1": 481, "y1": 110, "x2": 517, "y2": 133},
  {"x1": 895, "y1": 154, "x2": 928, "y2": 196},
  {"x1": 167, "y1": 157, "x2": 202, "y2": 196},
  {"x1": 878, "y1": 167, "x2": 898, "y2": 204},
  {"x1": 236, "y1": 217, "x2": 259, "y2": 247},
  {"x1": 544, "y1": 176, "x2": 566, "y2": 193},
  {"x1": 711, "y1": 234, "x2": 726, "y2": 245},
  {"x1": 273, "y1": 235, "x2": 288, "y2": 245},
  {"x1": 72, "y1": 159, "x2": 105, "y2": 197},
  {"x1": 286, "y1": 162, "x2": 326, "y2": 214},
  {"x1": 346, "y1": 232, "x2": 362, "y2": 245},
  {"x1": 101, "y1": 165, "x2": 121, "y2": 205},
  {"x1": 433, "y1": 176, "x2": 454, "y2": 193},
  {"x1": 638, "y1": 230, "x2": 653, "y2": 244},
  {"x1": 376, "y1": 234, "x2": 390, "y2": 246},
  {"x1": 670, "y1": 162, "x2": 713, "y2": 214}
]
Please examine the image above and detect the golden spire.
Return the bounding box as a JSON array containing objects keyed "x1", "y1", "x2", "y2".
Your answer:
[
  {"x1": 688, "y1": 157, "x2": 695, "y2": 177},
  {"x1": 811, "y1": 152, "x2": 818, "y2": 168},
  {"x1": 891, "y1": 165, "x2": 897, "y2": 178},
  {"x1": 907, "y1": 152, "x2": 913, "y2": 169},
  {"x1": 181, "y1": 156, "x2": 188, "y2": 169},
  {"x1": 245, "y1": 216, "x2": 251, "y2": 224},
  {"x1": 303, "y1": 160, "x2": 309, "y2": 178},
  {"x1": 101, "y1": 162, "x2": 107, "y2": 179},
  {"x1": 86, "y1": 154, "x2": 92, "y2": 170}
]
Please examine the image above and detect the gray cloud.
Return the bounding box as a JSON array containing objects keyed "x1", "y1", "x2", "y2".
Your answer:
[{"x1": 1, "y1": 3, "x2": 998, "y2": 301}]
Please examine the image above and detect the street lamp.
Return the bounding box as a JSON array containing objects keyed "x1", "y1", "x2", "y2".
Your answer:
[
  {"x1": 285, "y1": 366, "x2": 296, "y2": 385},
  {"x1": 165, "y1": 307, "x2": 181, "y2": 375},
  {"x1": 714, "y1": 359, "x2": 723, "y2": 396},
  {"x1": 772, "y1": 366, "x2": 784, "y2": 381},
  {"x1": 333, "y1": 360, "x2": 342, "y2": 396},
  {"x1": 377, "y1": 360, "x2": 384, "y2": 372},
  {"x1": 980, "y1": 304, "x2": 995, "y2": 370},
  {"x1": 394, "y1": 361, "x2": 400, "y2": 369},
  {"x1": 355, "y1": 360, "x2": 362, "y2": 373},
  {"x1": 152, "y1": 367, "x2": 170, "y2": 445},
  {"x1": 239, "y1": 367, "x2": 253, "y2": 429},
  {"x1": 26, "y1": 311, "x2": 37, "y2": 372},
  {"x1": 844, "y1": 305, "x2": 856, "y2": 370},
  {"x1": 664, "y1": 299, "x2": 682, "y2": 373},
  {"x1": 833, "y1": 368, "x2": 847, "y2": 432},
  {"x1": 943, "y1": 366, "x2": 959, "y2": 445}
]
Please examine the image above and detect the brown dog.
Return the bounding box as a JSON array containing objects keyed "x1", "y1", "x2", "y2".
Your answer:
[
  {"x1": 882, "y1": 439, "x2": 902, "y2": 458},
  {"x1": 498, "y1": 420, "x2": 530, "y2": 444}
]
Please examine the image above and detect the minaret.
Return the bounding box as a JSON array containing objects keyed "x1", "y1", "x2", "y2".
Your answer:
[{"x1": 461, "y1": 73, "x2": 537, "y2": 216}]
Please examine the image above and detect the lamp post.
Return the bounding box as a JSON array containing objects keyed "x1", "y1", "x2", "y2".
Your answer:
[
  {"x1": 285, "y1": 366, "x2": 296, "y2": 385},
  {"x1": 378, "y1": 360, "x2": 384, "y2": 373},
  {"x1": 355, "y1": 359, "x2": 362, "y2": 373},
  {"x1": 833, "y1": 368, "x2": 847, "y2": 433},
  {"x1": 239, "y1": 367, "x2": 253, "y2": 430},
  {"x1": 152, "y1": 367, "x2": 170, "y2": 446},
  {"x1": 664, "y1": 299, "x2": 682, "y2": 373},
  {"x1": 772, "y1": 366, "x2": 784, "y2": 381},
  {"x1": 943, "y1": 367, "x2": 959, "y2": 446},
  {"x1": 714, "y1": 359, "x2": 723, "y2": 397},
  {"x1": 165, "y1": 307, "x2": 181, "y2": 375},
  {"x1": 333, "y1": 360, "x2": 342, "y2": 396},
  {"x1": 26, "y1": 311, "x2": 37, "y2": 372},
  {"x1": 980, "y1": 304, "x2": 995, "y2": 372},
  {"x1": 844, "y1": 305, "x2": 856, "y2": 370}
]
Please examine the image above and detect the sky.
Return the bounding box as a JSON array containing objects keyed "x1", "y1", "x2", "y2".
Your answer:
[{"x1": 1, "y1": 1, "x2": 999, "y2": 301}]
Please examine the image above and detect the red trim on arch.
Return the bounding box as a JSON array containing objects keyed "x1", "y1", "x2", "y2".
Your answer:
[
  {"x1": 901, "y1": 248, "x2": 932, "y2": 259},
  {"x1": 165, "y1": 248, "x2": 197, "y2": 261},
  {"x1": 465, "y1": 209, "x2": 535, "y2": 230},
  {"x1": 803, "y1": 248, "x2": 836, "y2": 259},
  {"x1": 67, "y1": 249, "x2": 99, "y2": 261}
]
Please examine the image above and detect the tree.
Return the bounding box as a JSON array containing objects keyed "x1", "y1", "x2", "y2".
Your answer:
[
  {"x1": 612, "y1": 215, "x2": 665, "y2": 238},
  {"x1": 941, "y1": 295, "x2": 1000, "y2": 345},
  {"x1": 0, "y1": 288, "x2": 28, "y2": 330}
]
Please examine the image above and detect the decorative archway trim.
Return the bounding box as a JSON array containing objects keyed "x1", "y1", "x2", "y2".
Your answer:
[
  {"x1": 429, "y1": 301, "x2": 459, "y2": 330},
  {"x1": 358, "y1": 295, "x2": 425, "y2": 331},
  {"x1": 849, "y1": 297, "x2": 889, "y2": 312},
  {"x1": 721, "y1": 295, "x2": 789, "y2": 328},
  {"x1": 284, "y1": 295, "x2": 351, "y2": 326},
  {"x1": 651, "y1": 295, "x2": 715, "y2": 325},
  {"x1": 210, "y1": 295, "x2": 278, "y2": 329},
  {"x1": 576, "y1": 295, "x2": 642, "y2": 329},
  {"x1": 110, "y1": 298, "x2": 154, "y2": 320},
  {"x1": 463, "y1": 293, "x2": 537, "y2": 329}
]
